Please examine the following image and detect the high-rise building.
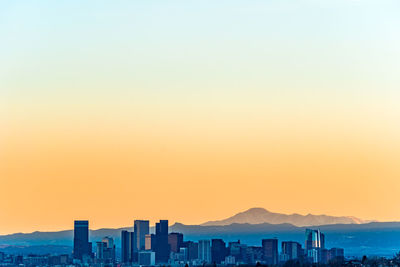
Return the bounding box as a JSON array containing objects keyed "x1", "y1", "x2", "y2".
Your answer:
[
  {"x1": 121, "y1": 230, "x2": 135, "y2": 263},
  {"x1": 182, "y1": 241, "x2": 199, "y2": 260},
  {"x1": 228, "y1": 240, "x2": 241, "y2": 260},
  {"x1": 198, "y1": 240, "x2": 211, "y2": 263},
  {"x1": 134, "y1": 220, "x2": 150, "y2": 251},
  {"x1": 155, "y1": 220, "x2": 170, "y2": 263},
  {"x1": 305, "y1": 229, "x2": 325, "y2": 263},
  {"x1": 262, "y1": 239, "x2": 278, "y2": 265},
  {"x1": 211, "y1": 239, "x2": 226, "y2": 264},
  {"x1": 281, "y1": 241, "x2": 302, "y2": 261},
  {"x1": 95, "y1": 237, "x2": 115, "y2": 264},
  {"x1": 305, "y1": 229, "x2": 325, "y2": 250},
  {"x1": 168, "y1": 233, "x2": 184, "y2": 253},
  {"x1": 73, "y1": 220, "x2": 92, "y2": 260}
]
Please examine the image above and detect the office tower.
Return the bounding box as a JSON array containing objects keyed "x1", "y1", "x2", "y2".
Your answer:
[
  {"x1": 182, "y1": 241, "x2": 199, "y2": 260},
  {"x1": 168, "y1": 233, "x2": 184, "y2": 253},
  {"x1": 305, "y1": 229, "x2": 325, "y2": 250},
  {"x1": 155, "y1": 220, "x2": 170, "y2": 263},
  {"x1": 305, "y1": 229, "x2": 325, "y2": 263},
  {"x1": 95, "y1": 237, "x2": 115, "y2": 264},
  {"x1": 121, "y1": 231, "x2": 131, "y2": 263},
  {"x1": 179, "y1": 247, "x2": 188, "y2": 261},
  {"x1": 211, "y1": 239, "x2": 226, "y2": 264},
  {"x1": 262, "y1": 239, "x2": 278, "y2": 265},
  {"x1": 281, "y1": 241, "x2": 302, "y2": 261},
  {"x1": 198, "y1": 240, "x2": 211, "y2": 263},
  {"x1": 145, "y1": 234, "x2": 156, "y2": 251},
  {"x1": 121, "y1": 230, "x2": 135, "y2": 263},
  {"x1": 134, "y1": 220, "x2": 150, "y2": 251},
  {"x1": 73, "y1": 220, "x2": 91, "y2": 260},
  {"x1": 228, "y1": 240, "x2": 241, "y2": 261}
]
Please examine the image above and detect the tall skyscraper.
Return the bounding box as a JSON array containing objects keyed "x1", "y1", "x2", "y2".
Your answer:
[
  {"x1": 168, "y1": 233, "x2": 184, "y2": 253},
  {"x1": 262, "y1": 239, "x2": 278, "y2": 265},
  {"x1": 182, "y1": 241, "x2": 198, "y2": 260},
  {"x1": 121, "y1": 231, "x2": 135, "y2": 263},
  {"x1": 305, "y1": 229, "x2": 325, "y2": 263},
  {"x1": 281, "y1": 241, "x2": 302, "y2": 261},
  {"x1": 211, "y1": 239, "x2": 226, "y2": 264},
  {"x1": 305, "y1": 229, "x2": 325, "y2": 250},
  {"x1": 198, "y1": 240, "x2": 211, "y2": 263},
  {"x1": 155, "y1": 220, "x2": 170, "y2": 263},
  {"x1": 73, "y1": 220, "x2": 91, "y2": 260},
  {"x1": 134, "y1": 220, "x2": 150, "y2": 251}
]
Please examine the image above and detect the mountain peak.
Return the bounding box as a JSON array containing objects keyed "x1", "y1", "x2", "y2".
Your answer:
[
  {"x1": 201, "y1": 208, "x2": 369, "y2": 227},
  {"x1": 242, "y1": 207, "x2": 270, "y2": 214}
]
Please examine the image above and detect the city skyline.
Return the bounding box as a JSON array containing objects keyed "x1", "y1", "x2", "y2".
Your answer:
[{"x1": 1, "y1": 0, "x2": 400, "y2": 235}]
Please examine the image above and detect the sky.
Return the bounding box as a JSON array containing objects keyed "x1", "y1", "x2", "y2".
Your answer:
[{"x1": 0, "y1": 0, "x2": 400, "y2": 235}]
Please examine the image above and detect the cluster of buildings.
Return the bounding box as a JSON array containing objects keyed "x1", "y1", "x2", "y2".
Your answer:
[
  {"x1": 70, "y1": 220, "x2": 344, "y2": 266},
  {"x1": 0, "y1": 220, "x2": 345, "y2": 266}
]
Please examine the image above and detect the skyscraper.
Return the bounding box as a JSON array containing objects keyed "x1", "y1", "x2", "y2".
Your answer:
[
  {"x1": 121, "y1": 231, "x2": 131, "y2": 263},
  {"x1": 73, "y1": 220, "x2": 91, "y2": 260},
  {"x1": 168, "y1": 233, "x2": 184, "y2": 253},
  {"x1": 281, "y1": 241, "x2": 302, "y2": 261},
  {"x1": 155, "y1": 220, "x2": 170, "y2": 263},
  {"x1": 305, "y1": 229, "x2": 325, "y2": 263},
  {"x1": 262, "y1": 239, "x2": 278, "y2": 265},
  {"x1": 95, "y1": 237, "x2": 115, "y2": 264},
  {"x1": 182, "y1": 241, "x2": 198, "y2": 260},
  {"x1": 134, "y1": 220, "x2": 150, "y2": 251},
  {"x1": 211, "y1": 239, "x2": 226, "y2": 264},
  {"x1": 305, "y1": 229, "x2": 325, "y2": 250},
  {"x1": 121, "y1": 230, "x2": 135, "y2": 263},
  {"x1": 198, "y1": 240, "x2": 211, "y2": 263}
]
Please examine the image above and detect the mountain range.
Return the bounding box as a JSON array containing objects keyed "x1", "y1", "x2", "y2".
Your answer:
[
  {"x1": 1, "y1": 208, "x2": 397, "y2": 257},
  {"x1": 201, "y1": 207, "x2": 373, "y2": 227}
]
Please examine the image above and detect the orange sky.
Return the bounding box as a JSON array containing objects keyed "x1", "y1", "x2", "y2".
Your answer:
[{"x1": 1, "y1": 99, "x2": 400, "y2": 234}]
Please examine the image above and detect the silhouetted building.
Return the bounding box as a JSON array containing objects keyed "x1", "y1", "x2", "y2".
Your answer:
[
  {"x1": 211, "y1": 239, "x2": 226, "y2": 264},
  {"x1": 155, "y1": 220, "x2": 170, "y2": 263},
  {"x1": 168, "y1": 232, "x2": 184, "y2": 253},
  {"x1": 145, "y1": 234, "x2": 156, "y2": 251},
  {"x1": 262, "y1": 238, "x2": 278, "y2": 265},
  {"x1": 121, "y1": 230, "x2": 135, "y2": 263},
  {"x1": 95, "y1": 237, "x2": 115, "y2": 264},
  {"x1": 228, "y1": 240, "x2": 241, "y2": 261},
  {"x1": 199, "y1": 240, "x2": 211, "y2": 263},
  {"x1": 73, "y1": 220, "x2": 92, "y2": 260},
  {"x1": 182, "y1": 241, "x2": 199, "y2": 260},
  {"x1": 134, "y1": 220, "x2": 149, "y2": 251},
  {"x1": 245, "y1": 246, "x2": 264, "y2": 264},
  {"x1": 281, "y1": 241, "x2": 302, "y2": 261}
]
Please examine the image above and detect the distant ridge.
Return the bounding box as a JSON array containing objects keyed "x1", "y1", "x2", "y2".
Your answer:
[{"x1": 201, "y1": 207, "x2": 373, "y2": 227}]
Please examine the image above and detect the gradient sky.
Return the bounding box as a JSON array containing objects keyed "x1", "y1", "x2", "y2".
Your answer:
[{"x1": 1, "y1": 0, "x2": 400, "y2": 235}]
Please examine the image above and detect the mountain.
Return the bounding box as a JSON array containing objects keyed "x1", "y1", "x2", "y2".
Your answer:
[{"x1": 201, "y1": 208, "x2": 372, "y2": 227}]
